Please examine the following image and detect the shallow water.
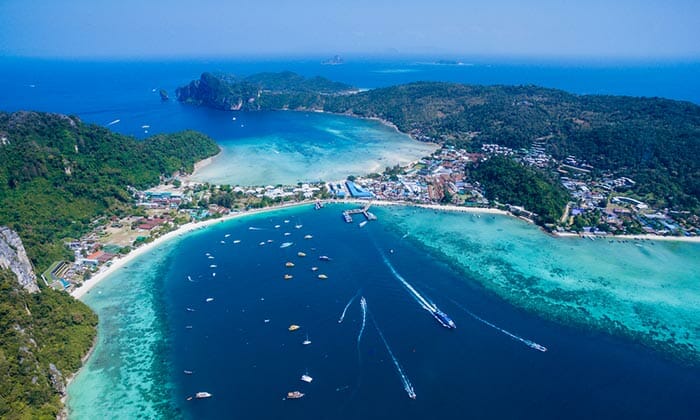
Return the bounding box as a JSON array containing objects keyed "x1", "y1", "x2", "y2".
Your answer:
[
  {"x1": 187, "y1": 112, "x2": 436, "y2": 186},
  {"x1": 67, "y1": 204, "x2": 700, "y2": 419}
]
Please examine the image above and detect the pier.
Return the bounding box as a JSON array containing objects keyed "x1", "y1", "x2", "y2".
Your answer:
[{"x1": 342, "y1": 203, "x2": 377, "y2": 223}]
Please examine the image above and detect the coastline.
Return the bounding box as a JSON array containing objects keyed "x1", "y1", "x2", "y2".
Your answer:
[
  {"x1": 182, "y1": 150, "x2": 221, "y2": 184},
  {"x1": 72, "y1": 198, "x2": 700, "y2": 301},
  {"x1": 553, "y1": 231, "x2": 700, "y2": 243},
  {"x1": 69, "y1": 200, "x2": 311, "y2": 300}
]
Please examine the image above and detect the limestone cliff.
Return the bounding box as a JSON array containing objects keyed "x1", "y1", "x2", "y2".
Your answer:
[{"x1": 0, "y1": 226, "x2": 39, "y2": 293}]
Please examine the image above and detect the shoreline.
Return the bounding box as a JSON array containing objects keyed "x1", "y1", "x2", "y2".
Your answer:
[
  {"x1": 182, "y1": 150, "x2": 221, "y2": 184},
  {"x1": 552, "y1": 231, "x2": 700, "y2": 243},
  {"x1": 69, "y1": 200, "x2": 312, "y2": 300},
  {"x1": 71, "y1": 198, "x2": 700, "y2": 300}
]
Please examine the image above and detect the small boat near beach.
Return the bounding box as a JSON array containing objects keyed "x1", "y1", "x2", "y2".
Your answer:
[
  {"x1": 297, "y1": 252, "x2": 306, "y2": 257},
  {"x1": 205, "y1": 298, "x2": 214, "y2": 302},
  {"x1": 233, "y1": 239, "x2": 241, "y2": 244},
  {"x1": 304, "y1": 235, "x2": 313, "y2": 239},
  {"x1": 280, "y1": 242, "x2": 294, "y2": 248},
  {"x1": 311, "y1": 267, "x2": 318, "y2": 271},
  {"x1": 359, "y1": 221, "x2": 368, "y2": 228},
  {"x1": 285, "y1": 262, "x2": 295, "y2": 267},
  {"x1": 195, "y1": 392, "x2": 212, "y2": 399},
  {"x1": 318, "y1": 274, "x2": 328, "y2": 280},
  {"x1": 284, "y1": 274, "x2": 293, "y2": 280},
  {"x1": 319, "y1": 255, "x2": 331, "y2": 261}
]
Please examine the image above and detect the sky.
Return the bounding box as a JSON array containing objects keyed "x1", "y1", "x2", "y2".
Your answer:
[{"x1": 1, "y1": 0, "x2": 698, "y2": 59}]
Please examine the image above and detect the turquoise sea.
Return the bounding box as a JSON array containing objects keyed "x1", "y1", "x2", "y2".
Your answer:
[
  {"x1": 0, "y1": 57, "x2": 698, "y2": 418},
  {"x1": 67, "y1": 205, "x2": 700, "y2": 419}
]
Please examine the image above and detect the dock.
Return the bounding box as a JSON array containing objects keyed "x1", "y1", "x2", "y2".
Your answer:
[{"x1": 342, "y1": 203, "x2": 376, "y2": 223}]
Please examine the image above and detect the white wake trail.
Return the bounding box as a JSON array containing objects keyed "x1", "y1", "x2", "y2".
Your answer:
[
  {"x1": 370, "y1": 311, "x2": 416, "y2": 399},
  {"x1": 338, "y1": 291, "x2": 361, "y2": 323},
  {"x1": 451, "y1": 299, "x2": 547, "y2": 352},
  {"x1": 357, "y1": 297, "x2": 367, "y2": 346},
  {"x1": 381, "y1": 254, "x2": 435, "y2": 312}
]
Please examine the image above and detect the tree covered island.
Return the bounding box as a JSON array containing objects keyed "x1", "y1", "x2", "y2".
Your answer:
[{"x1": 176, "y1": 71, "x2": 700, "y2": 235}]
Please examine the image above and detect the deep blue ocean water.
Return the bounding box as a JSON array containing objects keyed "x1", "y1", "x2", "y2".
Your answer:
[
  {"x1": 70, "y1": 205, "x2": 700, "y2": 419},
  {"x1": 2, "y1": 57, "x2": 698, "y2": 418}
]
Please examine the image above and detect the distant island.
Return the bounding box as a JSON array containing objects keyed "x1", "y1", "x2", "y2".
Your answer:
[
  {"x1": 176, "y1": 71, "x2": 700, "y2": 233},
  {"x1": 322, "y1": 55, "x2": 344, "y2": 65}
]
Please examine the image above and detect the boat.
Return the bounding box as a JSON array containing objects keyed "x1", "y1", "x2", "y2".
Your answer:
[
  {"x1": 284, "y1": 274, "x2": 293, "y2": 280},
  {"x1": 233, "y1": 240, "x2": 241, "y2": 244},
  {"x1": 297, "y1": 252, "x2": 306, "y2": 257},
  {"x1": 407, "y1": 388, "x2": 417, "y2": 399},
  {"x1": 530, "y1": 343, "x2": 548, "y2": 352},
  {"x1": 205, "y1": 298, "x2": 214, "y2": 302},
  {"x1": 302, "y1": 334, "x2": 311, "y2": 345},
  {"x1": 195, "y1": 392, "x2": 212, "y2": 399},
  {"x1": 301, "y1": 374, "x2": 313, "y2": 383},
  {"x1": 284, "y1": 220, "x2": 290, "y2": 224},
  {"x1": 287, "y1": 391, "x2": 304, "y2": 399},
  {"x1": 284, "y1": 232, "x2": 291, "y2": 236},
  {"x1": 318, "y1": 255, "x2": 331, "y2": 261},
  {"x1": 304, "y1": 235, "x2": 313, "y2": 239},
  {"x1": 285, "y1": 262, "x2": 295, "y2": 267},
  {"x1": 183, "y1": 370, "x2": 193, "y2": 375},
  {"x1": 359, "y1": 221, "x2": 368, "y2": 228},
  {"x1": 186, "y1": 307, "x2": 196, "y2": 312},
  {"x1": 431, "y1": 308, "x2": 457, "y2": 329},
  {"x1": 267, "y1": 239, "x2": 274, "y2": 243},
  {"x1": 288, "y1": 324, "x2": 300, "y2": 331},
  {"x1": 274, "y1": 225, "x2": 281, "y2": 229},
  {"x1": 295, "y1": 224, "x2": 303, "y2": 229},
  {"x1": 259, "y1": 242, "x2": 266, "y2": 246},
  {"x1": 280, "y1": 242, "x2": 293, "y2": 248},
  {"x1": 318, "y1": 274, "x2": 328, "y2": 280},
  {"x1": 311, "y1": 267, "x2": 318, "y2": 271}
]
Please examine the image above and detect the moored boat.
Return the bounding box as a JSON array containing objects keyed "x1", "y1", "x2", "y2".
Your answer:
[
  {"x1": 195, "y1": 392, "x2": 212, "y2": 399},
  {"x1": 288, "y1": 324, "x2": 300, "y2": 331},
  {"x1": 287, "y1": 391, "x2": 304, "y2": 399}
]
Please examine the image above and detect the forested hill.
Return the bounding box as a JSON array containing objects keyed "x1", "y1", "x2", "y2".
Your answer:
[
  {"x1": 0, "y1": 267, "x2": 97, "y2": 419},
  {"x1": 177, "y1": 72, "x2": 700, "y2": 211},
  {"x1": 176, "y1": 71, "x2": 354, "y2": 111},
  {"x1": 0, "y1": 111, "x2": 220, "y2": 271}
]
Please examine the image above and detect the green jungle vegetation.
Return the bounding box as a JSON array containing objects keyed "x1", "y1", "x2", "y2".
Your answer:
[
  {"x1": 469, "y1": 156, "x2": 570, "y2": 224},
  {"x1": 0, "y1": 268, "x2": 98, "y2": 419},
  {"x1": 178, "y1": 72, "x2": 700, "y2": 214},
  {"x1": 0, "y1": 111, "x2": 220, "y2": 272}
]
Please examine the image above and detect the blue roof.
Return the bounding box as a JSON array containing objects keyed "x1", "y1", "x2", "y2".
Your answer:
[{"x1": 346, "y1": 181, "x2": 373, "y2": 198}]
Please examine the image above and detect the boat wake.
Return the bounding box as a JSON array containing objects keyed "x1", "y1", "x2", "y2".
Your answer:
[
  {"x1": 380, "y1": 254, "x2": 435, "y2": 312},
  {"x1": 450, "y1": 299, "x2": 547, "y2": 352},
  {"x1": 338, "y1": 291, "x2": 361, "y2": 323},
  {"x1": 370, "y1": 312, "x2": 416, "y2": 399},
  {"x1": 357, "y1": 297, "x2": 367, "y2": 346}
]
